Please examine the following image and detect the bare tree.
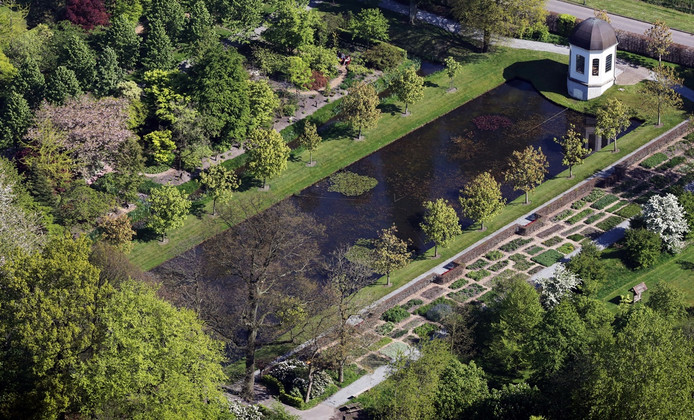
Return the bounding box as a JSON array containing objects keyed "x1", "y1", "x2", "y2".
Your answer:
[
  {"x1": 323, "y1": 246, "x2": 373, "y2": 383},
  {"x1": 210, "y1": 199, "x2": 325, "y2": 401}
]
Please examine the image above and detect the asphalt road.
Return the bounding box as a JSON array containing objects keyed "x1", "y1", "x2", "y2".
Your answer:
[{"x1": 546, "y1": 0, "x2": 694, "y2": 47}]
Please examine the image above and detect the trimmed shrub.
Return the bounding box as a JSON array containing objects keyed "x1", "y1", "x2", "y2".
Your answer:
[
  {"x1": 531, "y1": 249, "x2": 564, "y2": 267},
  {"x1": 640, "y1": 153, "x2": 669, "y2": 169},
  {"x1": 381, "y1": 306, "x2": 410, "y2": 323}
]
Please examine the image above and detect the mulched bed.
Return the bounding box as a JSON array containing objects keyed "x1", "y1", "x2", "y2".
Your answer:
[{"x1": 536, "y1": 224, "x2": 564, "y2": 238}]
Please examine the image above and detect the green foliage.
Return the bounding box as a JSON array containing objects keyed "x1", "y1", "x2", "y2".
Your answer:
[
  {"x1": 372, "y1": 224, "x2": 411, "y2": 286},
  {"x1": 11, "y1": 56, "x2": 45, "y2": 108},
  {"x1": 143, "y1": 69, "x2": 186, "y2": 125},
  {"x1": 144, "y1": 130, "x2": 176, "y2": 165},
  {"x1": 557, "y1": 13, "x2": 576, "y2": 36},
  {"x1": 351, "y1": 8, "x2": 389, "y2": 42},
  {"x1": 449, "y1": 278, "x2": 469, "y2": 289},
  {"x1": 595, "y1": 97, "x2": 631, "y2": 152},
  {"x1": 141, "y1": 20, "x2": 175, "y2": 71},
  {"x1": 191, "y1": 45, "x2": 250, "y2": 147},
  {"x1": 199, "y1": 163, "x2": 239, "y2": 214},
  {"x1": 615, "y1": 203, "x2": 642, "y2": 219},
  {"x1": 93, "y1": 47, "x2": 123, "y2": 97},
  {"x1": 541, "y1": 236, "x2": 563, "y2": 247},
  {"x1": 413, "y1": 322, "x2": 439, "y2": 338},
  {"x1": 328, "y1": 171, "x2": 377, "y2": 196},
  {"x1": 56, "y1": 180, "x2": 114, "y2": 227},
  {"x1": 248, "y1": 79, "x2": 280, "y2": 131},
  {"x1": 45, "y1": 66, "x2": 82, "y2": 105},
  {"x1": 504, "y1": 145, "x2": 548, "y2": 204},
  {"x1": 435, "y1": 360, "x2": 489, "y2": 420},
  {"x1": 298, "y1": 121, "x2": 322, "y2": 164},
  {"x1": 245, "y1": 128, "x2": 290, "y2": 188},
  {"x1": 444, "y1": 56, "x2": 462, "y2": 89},
  {"x1": 584, "y1": 213, "x2": 604, "y2": 224},
  {"x1": 286, "y1": 55, "x2": 312, "y2": 88},
  {"x1": 392, "y1": 66, "x2": 424, "y2": 114},
  {"x1": 60, "y1": 34, "x2": 96, "y2": 91},
  {"x1": 566, "y1": 208, "x2": 594, "y2": 225},
  {"x1": 485, "y1": 250, "x2": 504, "y2": 261},
  {"x1": 186, "y1": 1, "x2": 213, "y2": 48},
  {"x1": 104, "y1": 15, "x2": 140, "y2": 69},
  {"x1": 299, "y1": 44, "x2": 339, "y2": 78},
  {"x1": 623, "y1": 227, "x2": 662, "y2": 269},
  {"x1": 557, "y1": 243, "x2": 575, "y2": 254},
  {"x1": 340, "y1": 81, "x2": 381, "y2": 139},
  {"x1": 460, "y1": 171, "x2": 505, "y2": 230},
  {"x1": 525, "y1": 245, "x2": 544, "y2": 255},
  {"x1": 0, "y1": 90, "x2": 32, "y2": 150},
  {"x1": 146, "y1": 0, "x2": 185, "y2": 42},
  {"x1": 596, "y1": 215, "x2": 625, "y2": 231},
  {"x1": 658, "y1": 155, "x2": 686, "y2": 170},
  {"x1": 363, "y1": 42, "x2": 406, "y2": 71},
  {"x1": 531, "y1": 249, "x2": 564, "y2": 267},
  {"x1": 107, "y1": 0, "x2": 143, "y2": 24},
  {"x1": 263, "y1": 1, "x2": 316, "y2": 52},
  {"x1": 381, "y1": 305, "x2": 410, "y2": 323},
  {"x1": 554, "y1": 123, "x2": 590, "y2": 177},
  {"x1": 640, "y1": 152, "x2": 669, "y2": 168},
  {"x1": 421, "y1": 198, "x2": 462, "y2": 256},
  {"x1": 414, "y1": 297, "x2": 456, "y2": 316},
  {"x1": 466, "y1": 269, "x2": 490, "y2": 281},
  {"x1": 499, "y1": 237, "x2": 532, "y2": 252},
  {"x1": 425, "y1": 303, "x2": 453, "y2": 322},
  {"x1": 147, "y1": 184, "x2": 191, "y2": 239},
  {"x1": 376, "y1": 321, "x2": 395, "y2": 335},
  {"x1": 488, "y1": 259, "x2": 510, "y2": 272}
]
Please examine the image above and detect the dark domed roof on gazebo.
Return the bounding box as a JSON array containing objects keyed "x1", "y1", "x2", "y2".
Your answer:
[{"x1": 568, "y1": 18, "x2": 617, "y2": 51}]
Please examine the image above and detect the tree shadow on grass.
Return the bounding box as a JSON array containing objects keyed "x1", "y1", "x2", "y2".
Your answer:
[
  {"x1": 377, "y1": 103, "x2": 401, "y2": 115},
  {"x1": 236, "y1": 172, "x2": 262, "y2": 192},
  {"x1": 133, "y1": 226, "x2": 160, "y2": 242},
  {"x1": 677, "y1": 260, "x2": 694, "y2": 271},
  {"x1": 424, "y1": 80, "x2": 439, "y2": 88}
]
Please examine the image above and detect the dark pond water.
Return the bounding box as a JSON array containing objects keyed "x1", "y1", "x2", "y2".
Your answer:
[{"x1": 167, "y1": 79, "x2": 639, "y2": 267}]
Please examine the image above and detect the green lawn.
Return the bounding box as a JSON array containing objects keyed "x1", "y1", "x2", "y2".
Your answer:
[
  {"x1": 560, "y1": 0, "x2": 694, "y2": 34},
  {"x1": 599, "y1": 244, "x2": 694, "y2": 311}
]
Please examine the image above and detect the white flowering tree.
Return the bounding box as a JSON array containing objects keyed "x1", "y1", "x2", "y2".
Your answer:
[
  {"x1": 537, "y1": 264, "x2": 581, "y2": 308},
  {"x1": 643, "y1": 193, "x2": 689, "y2": 252}
]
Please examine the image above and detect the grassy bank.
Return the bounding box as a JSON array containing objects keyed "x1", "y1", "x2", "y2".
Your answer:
[{"x1": 559, "y1": 0, "x2": 694, "y2": 34}]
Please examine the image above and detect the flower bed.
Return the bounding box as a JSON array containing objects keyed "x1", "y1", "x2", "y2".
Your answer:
[
  {"x1": 449, "y1": 278, "x2": 469, "y2": 290},
  {"x1": 381, "y1": 306, "x2": 410, "y2": 323},
  {"x1": 584, "y1": 213, "x2": 605, "y2": 224},
  {"x1": 402, "y1": 298, "x2": 423, "y2": 310},
  {"x1": 499, "y1": 237, "x2": 532, "y2": 252},
  {"x1": 466, "y1": 269, "x2": 490, "y2": 281},
  {"x1": 485, "y1": 250, "x2": 504, "y2": 261},
  {"x1": 640, "y1": 152, "x2": 668, "y2": 168},
  {"x1": 509, "y1": 254, "x2": 535, "y2": 271},
  {"x1": 605, "y1": 200, "x2": 629, "y2": 213},
  {"x1": 379, "y1": 341, "x2": 411, "y2": 359},
  {"x1": 615, "y1": 203, "x2": 642, "y2": 219},
  {"x1": 467, "y1": 259, "x2": 489, "y2": 270},
  {"x1": 414, "y1": 297, "x2": 456, "y2": 316},
  {"x1": 541, "y1": 236, "x2": 563, "y2": 247},
  {"x1": 525, "y1": 245, "x2": 544, "y2": 255},
  {"x1": 658, "y1": 155, "x2": 686, "y2": 170},
  {"x1": 413, "y1": 323, "x2": 439, "y2": 338},
  {"x1": 488, "y1": 259, "x2": 510, "y2": 271},
  {"x1": 566, "y1": 209, "x2": 594, "y2": 224},
  {"x1": 531, "y1": 249, "x2": 564, "y2": 267},
  {"x1": 567, "y1": 233, "x2": 584, "y2": 242},
  {"x1": 596, "y1": 215, "x2": 625, "y2": 231},
  {"x1": 591, "y1": 194, "x2": 619, "y2": 210},
  {"x1": 557, "y1": 243, "x2": 575, "y2": 254},
  {"x1": 448, "y1": 283, "x2": 486, "y2": 303}
]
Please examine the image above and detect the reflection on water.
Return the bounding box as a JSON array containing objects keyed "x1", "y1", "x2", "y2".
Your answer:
[{"x1": 165, "y1": 79, "x2": 639, "y2": 270}]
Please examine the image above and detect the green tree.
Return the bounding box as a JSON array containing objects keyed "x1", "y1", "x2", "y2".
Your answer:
[
  {"x1": 435, "y1": 360, "x2": 489, "y2": 419},
  {"x1": 104, "y1": 15, "x2": 140, "y2": 69},
  {"x1": 0, "y1": 90, "x2": 32, "y2": 150},
  {"x1": 186, "y1": 0, "x2": 213, "y2": 47},
  {"x1": 639, "y1": 63, "x2": 683, "y2": 126},
  {"x1": 245, "y1": 128, "x2": 290, "y2": 189},
  {"x1": 191, "y1": 44, "x2": 250, "y2": 147},
  {"x1": 45, "y1": 66, "x2": 82, "y2": 105},
  {"x1": 351, "y1": 8, "x2": 389, "y2": 43},
  {"x1": 248, "y1": 79, "x2": 280, "y2": 131},
  {"x1": 93, "y1": 46, "x2": 123, "y2": 97},
  {"x1": 22, "y1": 120, "x2": 74, "y2": 191},
  {"x1": 459, "y1": 171, "x2": 505, "y2": 230},
  {"x1": 580, "y1": 306, "x2": 694, "y2": 419},
  {"x1": 98, "y1": 213, "x2": 135, "y2": 252},
  {"x1": 623, "y1": 227, "x2": 662, "y2": 269},
  {"x1": 56, "y1": 180, "x2": 115, "y2": 227},
  {"x1": 676, "y1": 190, "x2": 694, "y2": 233},
  {"x1": 488, "y1": 277, "x2": 544, "y2": 373},
  {"x1": 420, "y1": 198, "x2": 462, "y2": 257},
  {"x1": 106, "y1": 0, "x2": 143, "y2": 23},
  {"x1": 594, "y1": 97, "x2": 630, "y2": 152},
  {"x1": 199, "y1": 163, "x2": 239, "y2": 215},
  {"x1": 209, "y1": 0, "x2": 263, "y2": 43},
  {"x1": 504, "y1": 145, "x2": 548, "y2": 204},
  {"x1": 60, "y1": 34, "x2": 96, "y2": 91},
  {"x1": 444, "y1": 56, "x2": 462, "y2": 90},
  {"x1": 372, "y1": 224, "x2": 411, "y2": 286},
  {"x1": 0, "y1": 236, "x2": 108, "y2": 419},
  {"x1": 298, "y1": 121, "x2": 321, "y2": 166},
  {"x1": 646, "y1": 282, "x2": 688, "y2": 323},
  {"x1": 76, "y1": 280, "x2": 228, "y2": 419},
  {"x1": 565, "y1": 242, "x2": 606, "y2": 295},
  {"x1": 341, "y1": 81, "x2": 381, "y2": 139},
  {"x1": 644, "y1": 19, "x2": 672, "y2": 65},
  {"x1": 141, "y1": 20, "x2": 175, "y2": 71},
  {"x1": 263, "y1": 0, "x2": 316, "y2": 53},
  {"x1": 0, "y1": 50, "x2": 17, "y2": 85},
  {"x1": 144, "y1": 129, "x2": 176, "y2": 164},
  {"x1": 286, "y1": 55, "x2": 312, "y2": 88},
  {"x1": 143, "y1": 69, "x2": 187, "y2": 125},
  {"x1": 392, "y1": 66, "x2": 424, "y2": 115},
  {"x1": 11, "y1": 56, "x2": 45, "y2": 107},
  {"x1": 146, "y1": 0, "x2": 185, "y2": 42},
  {"x1": 554, "y1": 123, "x2": 591, "y2": 178},
  {"x1": 451, "y1": 0, "x2": 545, "y2": 52},
  {"x1": 147, "y1": 184, "x2": 191, "y2": 240},
  {"x1": 111, "y1": 136, "x2": 145, "y2": 203}
]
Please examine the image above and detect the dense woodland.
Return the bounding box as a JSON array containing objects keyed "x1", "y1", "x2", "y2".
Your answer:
[{"x1": 1, "y1": 0, "x2": 694, "y2": 418}]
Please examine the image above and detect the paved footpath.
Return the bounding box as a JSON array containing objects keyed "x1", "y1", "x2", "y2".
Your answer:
[{"x1": 546, "y1": 0, "x2": 694, "y2": 47}]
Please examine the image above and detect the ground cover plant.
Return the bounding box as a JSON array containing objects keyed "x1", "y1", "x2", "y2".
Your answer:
[
  {"x1": 499, "y1": 237, "x2": 533, "y2": 252},
  {"x1": 379, "y1": 341, "x2": 411, "y2": 359},
  {"x1": 640, "y1": 152, "x2": 669, "y2": 168},
  {"x1": 571, "y1": 199, "x2": 588, "y2": 210},
  {"x1": 525, "y1": 245, "x2": 545, "y2": 255},
  {"x1": 485, "y1": 250, "x2": 504, "y2": 261},
  {"x1": 586, "y1": 189, "x2": 606, "y2": 202},
  {"x1": 448, "y1": 283, "x2": 486, "y2": 302},
  {"x1": 616, "y1": 203, "x2": 643, "y2": 219},
  {"x1": 376, "y1": 322, "x2": 395, "y2": 336},
  {"x1": 380, "y1": 306, "x2": 410, "y2": 323},
  {"x1": 413, "y1": 323, "x2": 438, "y2": 338},
  {"x1": 369, "y1": 337, "x2": 393, "y2": 352},
  {"x1": 606, "y1": 200, "x2": 629, "y2": 213},
  {"x1": 566, "y1": 209, "x2": 594, "y2": 224},
  {"x1": 552, "y1": 209, "x2": 574, "y2": 221},
  {"x1": 658, "y1": 155, "x2": 687, "y2": 170},
  {"x1": 531, "y1": 249, "x2": 565, "y2": 267},
  {"x1": 467, "y1": 259, "x2": 489, "y2": 270},
  {"x1": 390, "y1": 329, "x2": 408, "y2": 338},
  {"x1": 448, "y1": 278, "x2": 469, "y2": 290},
  {"x1": 568, "y1": 233, "x2": 584, "y2": 242},
  {"x1": 591, "y1": 194, "x2": 620, "y2": 210},
  {"x1": 596, "y1": 215, "x2": 626, "y2": 232},
  {"x1": 542, "y1": 236, "x2": 563, "y2": 247},
  {"x1": 401, "y1": 298, "x2": 423, "y2": 310},
  {"x1": 414, "y1": 297, "x2": 456, "y2": 316},
  {"x1": 488, "y1": 259, "x2": 510, "y2": 271},
  {"x1": 509, "y1": 254, "x2": 535, "y2": 271},
  {"x1": 466, "y1": 269, "x2": 491, "y2": 281},
  {"x1": 584, "y1": 213, "x2": 606, "y2": 224}
]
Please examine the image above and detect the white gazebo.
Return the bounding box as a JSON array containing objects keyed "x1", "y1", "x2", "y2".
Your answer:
[{"x1": 567, "y1": 18, "x2": 618, "y2": 101}]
